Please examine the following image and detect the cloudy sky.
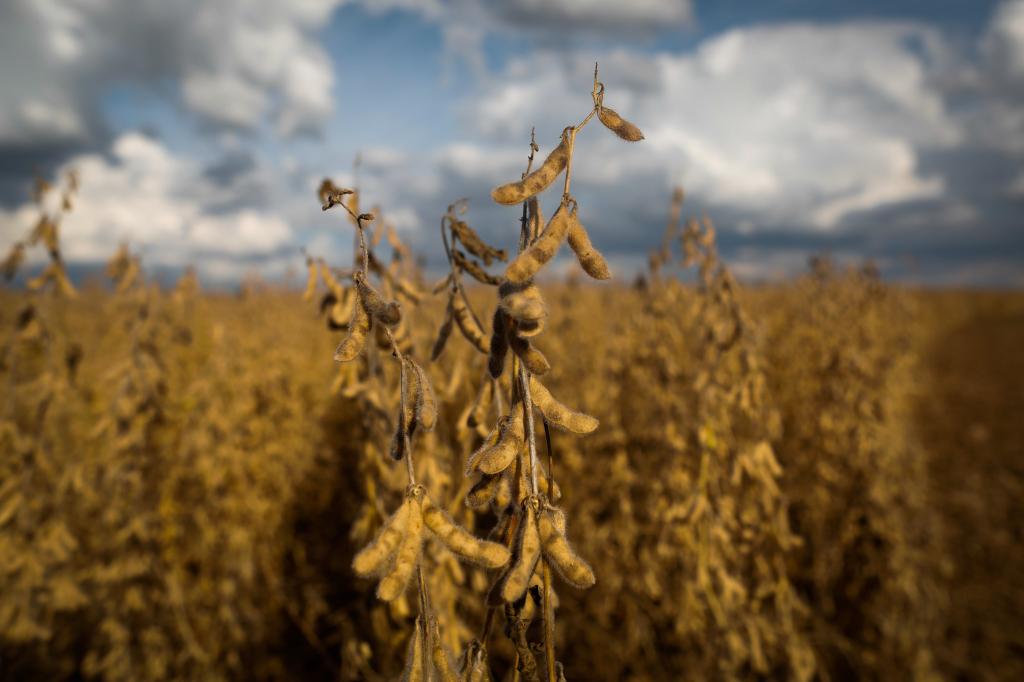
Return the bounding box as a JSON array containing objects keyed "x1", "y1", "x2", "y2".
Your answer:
[{"x1": 1, "y1": 0, "x2": 1022, "y2": 286}]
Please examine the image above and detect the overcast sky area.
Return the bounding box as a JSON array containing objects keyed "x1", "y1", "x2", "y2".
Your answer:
[{"x1": 1, "y1": 0, "x2": 1022, "y2": 287}]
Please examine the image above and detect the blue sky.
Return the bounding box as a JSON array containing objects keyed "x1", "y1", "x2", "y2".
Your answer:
[{"x1": 1, "y1": 0, "x2": 1022, "y2": 286}]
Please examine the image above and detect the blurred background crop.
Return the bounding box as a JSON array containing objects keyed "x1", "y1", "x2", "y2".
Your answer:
[{"x1": 1, "y1": 2, "x2": 1023, "y2": 682}]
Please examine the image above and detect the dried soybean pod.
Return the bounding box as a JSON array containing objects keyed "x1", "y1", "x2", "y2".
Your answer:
[
  {"x1": 408, "y1": 359, "x2": 437, "y2": 431},
  {"x1": 302, "y1": 259, "x2": 319, "y2": 301},
  {"x1": 487, "y1": 308, "x2": 510, "y2": 379},
  {"x1": 334, "y1": 294, "x2": 371, "y2": 362},
  {"x1": 528, "y1": 377, "x2": 599, "y2": 434},
  {"x1": 395, "y1": 277, "x2": 423, "y2": 303},
  {"x1": 566, "y1": 212, "x2": 611, "y2": 280},
  {"x1": 451, "y1": 294, "x2": 489, "y2": 354},
  {"x1": 468, "y1": 413, "x2": 524, "y2": 475},
  {"x1": 352, "y1": 498, "x2": 411, "y2": 576},
  {"x1": 513, "y1": 317, "x2": 545, "y2": 339},
  {"x1": 498, "y1": 281, "x2": 547, "y2": 325},
  {"x1": 451, "y1": 219, "x2": 506, "y2": 265},
  {"x1": 466, "y1": 473, "x2": 501, "y2": 509},
  {"x1": 400, "y1": 617, "x2": 427, "y2": 682},
  {"x1": 499, "y1": 499, "x2": 542, "y2": 603},
  {"x1": 422, "y1": 495, "x2": 510, "y2": 568},
  {"x1": 454, "y1": 249, "x2": 501, "y2": 285},
  {"x1": 429, "y1": 619, "x2": 459, "y2": 682},
  {"x1": 355, "y1": 272, "x2": 401, "y2": 326},
  {"x1": 491, "y1": 138, "x2": 569, "y2": 206},
  {"x1": 508, "y1": 334, "x2": 550, "y2": 376},
  {"x1": 539, "y1": 507, "x2": 595, "y2": 589},
  {"x1": 527, "y1": 196, "x2": 541, "y2": 241},
  {"x1": 504, "y1": 205, "x2": 572, "y2": 283},
  {"x1": 597, "y1": 106, "x2": 644, "y2": 142},
  {"x1": 378, "y1": 491, "x2": 424, "y2": 601},
  {"x1": 432, "y1": 272, "x2": 453, "y2": 294},
  {"x1": 431, "y1": 300, "x2": 455, "y2": 361}
]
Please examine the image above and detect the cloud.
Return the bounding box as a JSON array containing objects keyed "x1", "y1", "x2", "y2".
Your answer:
[
  {"x1": 0, "y1": 0, "x2": 342, "y2": 148},
  {"x1": 0, "y1": 132, "x2": 296, "y2": 283}
]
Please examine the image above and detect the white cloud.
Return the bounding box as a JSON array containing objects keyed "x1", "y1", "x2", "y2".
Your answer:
[
  {"x1": 0, "y1": 133, "x2": 294, "y2": 279},
  {"x1": 0, "y1": 0, "x2": 343, "y2": 145},
  {"x1": 460, "y1": 23, "x2": 959, "y2": 230}
]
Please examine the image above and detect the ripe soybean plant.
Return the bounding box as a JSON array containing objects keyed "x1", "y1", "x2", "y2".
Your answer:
[{"x1": 431, "y1": 64, "x2": 644, "y2": 681}]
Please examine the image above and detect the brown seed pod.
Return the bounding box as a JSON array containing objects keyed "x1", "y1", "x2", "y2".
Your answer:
[
  {"x1": 499, "y1": 281, "x2": 547, "y2": 325},
  {"x1": 395, "y1": 276, "x2": 423, "y2": 303},
  {"x1": 503, "y1": 204, "x2": 571, "y2": 284},
  {"x1": 408, "y1": 359, "x2": 437, "y2": 431},
  {"x1": 497, "y1": 499, "x2": 542, "y2": 603},
  {"x1": 400, "y1": 616, "x2": 427, "y2": 682},
  {"x1": 597, "y1": 106, "x2": 644, "y2": 142},
  {"x1": 508, "y1": 334, "x2": 550, "y2": 376},
  {"x1": 422, "y1": 495, "x2": 510, "y2": 568},
  {"x1": 453, "y1": 249, "x2": 501, "y2": 285},
  {"x1": 528, "y1": 377, "x2": 599, "y2": 434},
  {"x1": 487, "y1": 308, "x2": 510, "y2": 379},
  {"x1": 352, "y1": 498, "x2": 411, "y2": 576},
  {"x1": 466, "y1": 473, "x2": 502, "y2": 509},
  {"x1": 378, "y1": 491, "x2": 424, "y2": 601},
  {"x1": 467, "y1": 412, "x2": 524, "y2": 476},
  {"x1": 539, "y1": 507, "x2": 595, "y2": 589},
  {"x1": 334, "y1": 294, "x2": 371, "y2": 362},
  {"x1": 513, "y1": 317, "x2": 545, "y2": 339},
  {"x1": 566, "y1": 212, "x2": 611, "y2": 280},
  {"x1": 355, "y1": 272, "x2": 401, "y2": 326},
  {"x1": 451, "y1": 293, "x2": 489, "y2": 354},
  {"x1": 527, "y1": 196, "x2": 542, "y2": 241},
  {"x1": 491, "y1": 138, "x2": 569, "y2": 206},
  {"x1": 431, "y1": 272, "x2": 453, "y2": 294},
  {"x1": 429, "y1": 619, "x2": 459, "y2": 682},
  {"x1": 430, "y1": 301, "x2": 455, "y2": 361},
  {"x1": 450, "y1": 218, "x2": 506, "y2": 265}
]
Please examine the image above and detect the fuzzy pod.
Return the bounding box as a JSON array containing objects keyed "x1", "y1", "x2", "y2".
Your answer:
[
  {"x1": 334, "y1": 294, "x2": 371, "y2": 362},
  {"x1": 429, "y1": 619, "x2": 459, "y2": 682},
  {"x1": 498, "y1": 499, "x2": 542, "y2": 603},
  {"x1": 491, "y1": 138, "x2": 569, "y2": 206},
  {"x1": 430, "y1": 302, "x2": 455, "y2": 362},
  {"x1": 453, "y1": 249, "x2": 501, "y2": 285},
  {"x1": 498, "y1": 281, "x2": 547, "y2": 325},
  {"x1": 352, "y1": 498, "x2": 411, "y2": 577},
  {"x1": 400, "y1": 617, "x2": 427, "y2": 682},
  {"x1": 503, "y1": 205, "x2": 571, "y2": 284},
  {"x1": 378, "y1": 492, "x2": 424, "y2": 601},
  {"x1": 407, "y1": 359, "x2": 437, "y2": 431},
  {"x1": 513, "y1": 317, "x2": 545, "y2": 339},
  {"x1": 527, "y1": 196, "x2": 542, "y2": 242},
  {"x1": 466, "y1": 473, "x2": 501, "y2": 509},
  {"x1": 487, "y1": 308, "x2": 510, "y2": 379},
  {"x1": 467, "y1": 413, "x2": 524, "y2": 476},
  {"x1": 422, "y1": 495, "x2": 509, "y2": 568},
  {"x1": 539, "y1": 507, "x2": 595, "y2": 589},
  {"x1": 355, "y1": 272, "x2": 401, "y2": 326},
  {"x1": 395, "y1": 277, "x2": 423, "y2": 303},
  {"x1": 450, "y1": 219, "x2": 506, "y2": 265},
  {"x1": 566, "y1": 213, "x2": 611, "y2": 280},
  {"x1": 451, "y1": 294, "x2": 490, "y2": 354},
  {"x1": 597, "y1": 106, "x2": 645, "y2": 142},
  {"x1": 508, "y1": 334, "x2": 550, "y2": 376},
  {"x1": 516, "y1": 457, "x2": 562, "y2": 504},
  {"x1": 529, "y1": 377, "x2": 599, "y2": 435}
]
